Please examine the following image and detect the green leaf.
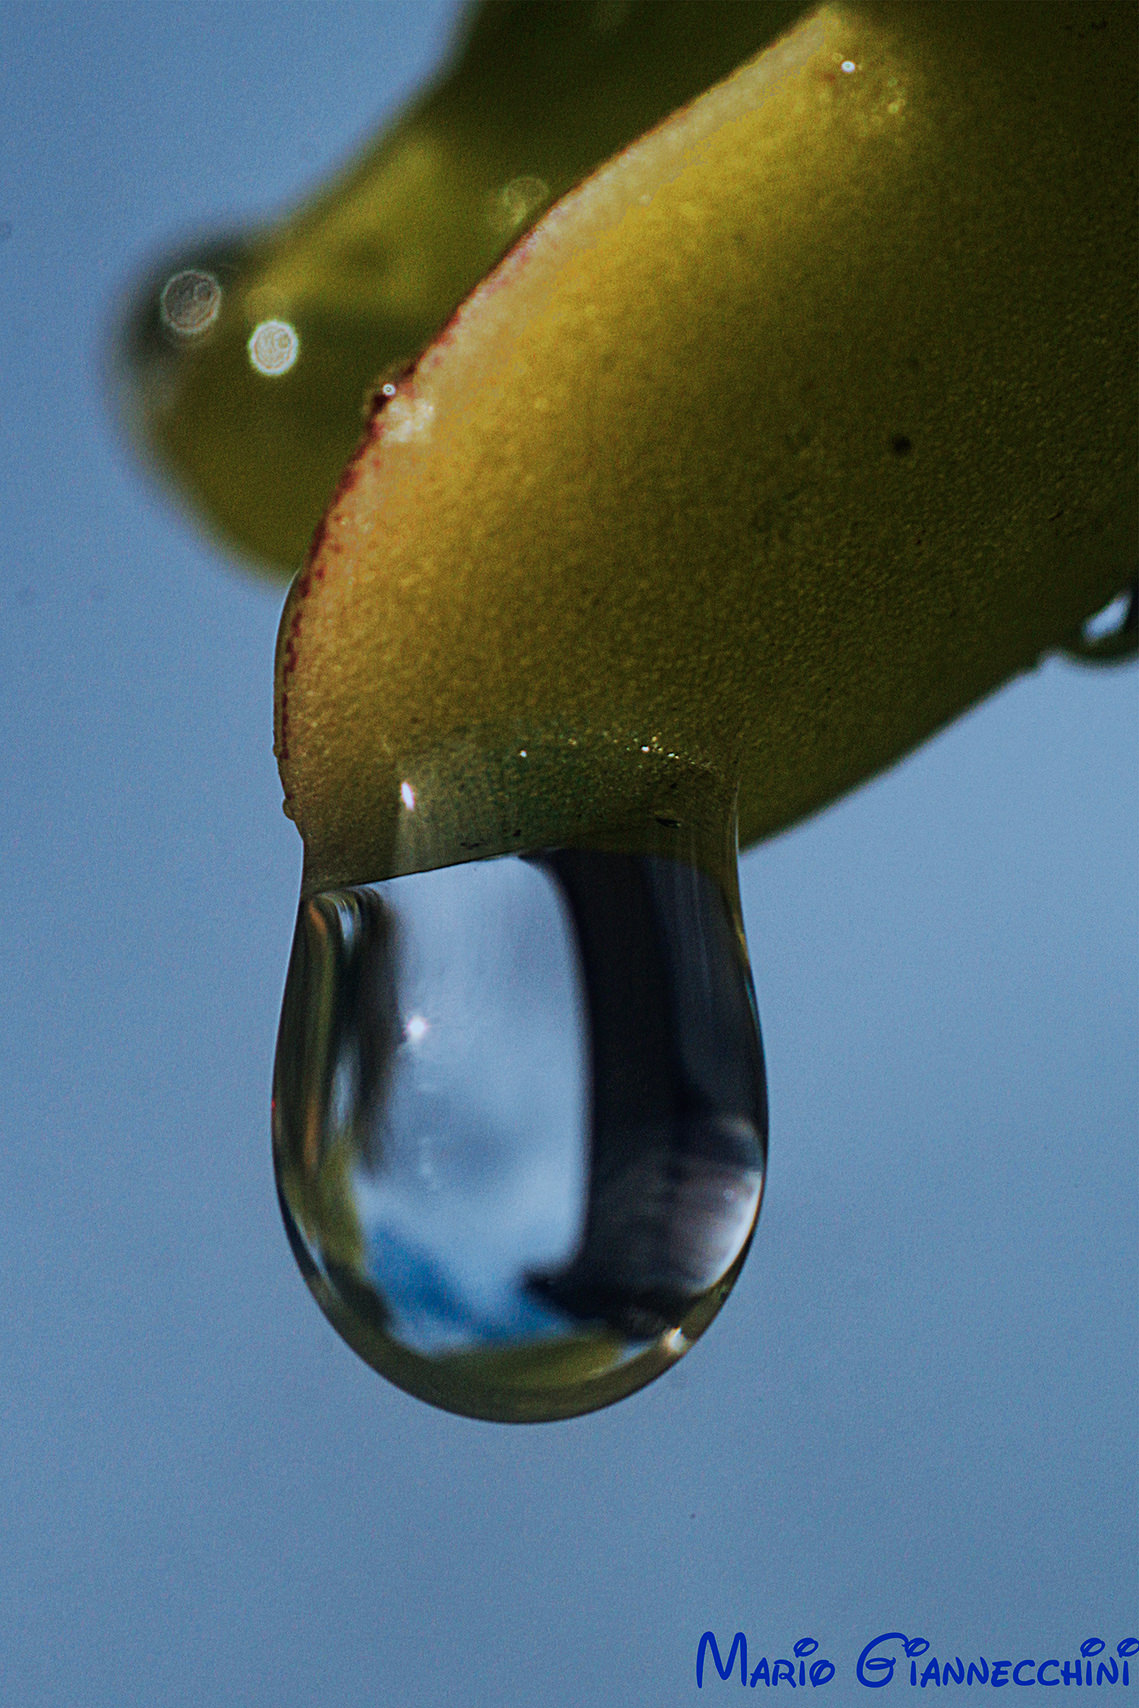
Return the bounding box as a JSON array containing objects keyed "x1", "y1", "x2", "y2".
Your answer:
[
  {"x1": 114, "y1": 0, "x2": 812, "y2": 576},
  {"x1": 273, "y1": 3, "x2": 1138, "y2": 875}
]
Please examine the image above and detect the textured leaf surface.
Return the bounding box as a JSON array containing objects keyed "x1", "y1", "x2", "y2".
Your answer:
[{"x1": 276, "y1": 2, "x2": 1137, "y2": 883}]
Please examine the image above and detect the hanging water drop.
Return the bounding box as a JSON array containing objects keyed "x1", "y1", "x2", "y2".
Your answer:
[{"x1": 273, "y1": 848, "x2": 767, "y2": 1422}]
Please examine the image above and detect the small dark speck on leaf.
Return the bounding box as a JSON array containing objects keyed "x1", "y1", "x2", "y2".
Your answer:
[{"x1": 890, "y1": 434, "x2": 913, "y2": 456}]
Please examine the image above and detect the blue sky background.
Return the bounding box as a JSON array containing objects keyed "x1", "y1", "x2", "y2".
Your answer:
[{"x1": 0, "y1": 5, "x2": 1135, "y2": 1704}]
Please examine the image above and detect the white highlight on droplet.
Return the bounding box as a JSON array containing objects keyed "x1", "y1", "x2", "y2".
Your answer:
[
  {"x1": 160, "y1": 269, "x2": 222, "y2": 339},
  {"x1": 247, "y1": 318, "x2": 300, "y2": 376},
  {"x1": 840, "y1": 59, "x2": 857, "y2": 73},
  {"x1": 404, "y1": 1014, "x2": 429, "y2": 1045},
  {"x1": 1082, "y1": 589, "x2": 1133, "y2": 642},
  {"x1": 400, "y1": 780, "x2": 417, "y2": 811}
]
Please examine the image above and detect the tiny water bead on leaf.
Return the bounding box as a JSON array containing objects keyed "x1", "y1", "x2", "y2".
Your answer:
[
  {"x1": 1062, "y1": 578, "x2": 1139, "y2": 668},
  {"x1": 158, "y1": 269, "x2": 223, "y2": 341},
  {"x1": 246, "y1": 319, "x2": 301, "y2": 378},
  {"x1": 273, "y1": 845, "x2": 766, "y2": 1422}
]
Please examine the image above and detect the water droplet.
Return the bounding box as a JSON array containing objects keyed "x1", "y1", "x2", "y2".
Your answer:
[
  {"x1": 273, "y1": 849, "x2": 767, "y2": 1421},
  {"x1": 1063, "y1": 578, "x2": 1138, "y2": 665},
  {"x1": 1082, "y1": 584, "x2": 1136, "y2": 644},
  {"x1": 159, "y1": 268, "x2": 222, "y2": 339},
  {"x1": 247, "y1": 318, "x2": 300, "y2": 376},
  {"x1": 488, "y1": 175, "x2": 550, "y2": 238}
]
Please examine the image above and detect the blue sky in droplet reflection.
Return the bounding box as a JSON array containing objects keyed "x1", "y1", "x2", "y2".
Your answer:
[
  {"x1": 347, "y1": 861, "x2": 588, "y2": 1345},
  {"x1": 0, "y1": 4, "x2": 1134, "y2": 1705}
]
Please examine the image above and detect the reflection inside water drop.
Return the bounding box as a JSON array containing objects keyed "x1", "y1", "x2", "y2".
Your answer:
[{"x1": 273, "y1": 851, "x2": 767, "y2": 1421}]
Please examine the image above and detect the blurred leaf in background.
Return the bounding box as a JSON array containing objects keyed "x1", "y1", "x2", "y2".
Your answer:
[{"x1": 114, "y1": 0, "x2": 809, "y2": 578}]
